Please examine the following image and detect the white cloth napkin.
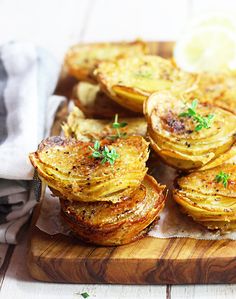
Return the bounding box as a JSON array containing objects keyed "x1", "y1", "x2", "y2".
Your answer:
[{"x1": 0, "y1": 42, "x2": 65, "y2": 244}]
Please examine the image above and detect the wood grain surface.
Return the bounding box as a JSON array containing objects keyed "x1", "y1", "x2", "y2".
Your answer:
[{"x1": 27, "y1": 42, "x2": 236, "y2": 284}]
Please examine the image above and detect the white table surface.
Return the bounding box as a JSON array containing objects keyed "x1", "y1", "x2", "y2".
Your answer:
[{"x1": 0, "y1": 0, "x2": 236, "y2": 298}]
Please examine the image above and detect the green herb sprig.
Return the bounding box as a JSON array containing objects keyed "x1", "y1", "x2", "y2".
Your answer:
[
  {"x1": 109, "y1": 114, "x2": 127, "y2": 140},
  {"x1": 80, "y1": 292, "x2": 89, "y2": 298},
  {"x1": 179, "y1": 99, "x2": 215, "y2": 132},
  {"x1": 135, "y1": 70, "x2": 153, "y2": 79},
  {"x1": 215, "y1": 171, "x2": 230, "y2": 188},
  {"x1": 89, "y1": 141, "x2": 119, "y2": 165}
]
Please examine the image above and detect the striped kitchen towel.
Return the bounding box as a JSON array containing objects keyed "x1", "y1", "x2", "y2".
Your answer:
[{"x1": 0, "y1": 42, "x2": 65, "y2": 244}]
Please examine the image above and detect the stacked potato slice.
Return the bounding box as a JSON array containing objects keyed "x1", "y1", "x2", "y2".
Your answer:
[
  {"x1": 62, "y1": 106, "x2": 147, "y2": 142},
  {"x1": 60, "y1": 175, "x2": 166, "y2": 246},
  {"x1": 186, "y1": 72, "x2": 236, "y2": 115},
  {"x1": 29, "y1": 135, "x2": 166, "y2": 245},
  {"x1": 173, "y1": 164, "x2": 236, "y2": 231},
  {"x1": 144, "y1": 91, "x2": 236, "y2": 171},
  {"x1": 72, "y1": 81, "x2": 139, "y2": 118},
  {"x1": 30, "y1": 136, "x2": 149, "y2": 203},
  {"x1": 65, "y1": 40, "x2": 147, "y2": 83},
  {"x1": 65, "y1": 41, "x2": 197, "y2": 116},
  {"x1": 95, "y1": 55, "x2": 197, "y2": 112},
  {"x1": 66, "y1": 41, "x2": 150, "y2": 118}
]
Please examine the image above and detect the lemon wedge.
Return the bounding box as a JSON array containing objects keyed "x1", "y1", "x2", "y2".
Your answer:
[{"x1": 174, "y1": 25, "x2": 236, "y2": 73}]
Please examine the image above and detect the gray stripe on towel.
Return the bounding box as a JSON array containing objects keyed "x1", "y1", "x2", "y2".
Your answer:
[
  {"x1": 0, "y1": 195, "x2": 10, "y2": 205},
  {"x1": 0, "y1": 55, "x2": 8, "y2": 144}
]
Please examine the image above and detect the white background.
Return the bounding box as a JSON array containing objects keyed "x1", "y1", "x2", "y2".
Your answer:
[{"x1": 1, "y1": 0, "x2": 236, "y2": 60}]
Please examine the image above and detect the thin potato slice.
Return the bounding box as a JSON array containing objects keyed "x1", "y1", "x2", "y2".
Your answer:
[
  {"x1": 72, "y1": 82, "x2": 139, "y2": 118},
  {"x1": 144, "y1": 91, "x2": 236, "y2": 170},
  {"x1": 199, "y1": 145, "x2": 236, "y2": 171},
  {"x1": 29, "y1": 136, "x2": 149, "y2": 203},
  {"x1": 65, "y1": 40, "x2": 147, "y2": 83},
  {"x1": 173, "y1": 164, "x2": 236, "y2": 232},
  {"x1": 60, "y1": 174, "x2": 166, "y2": 246},
  {"x1": 62, "y1": 106, "x2": 147, "y2": 142},
  {"x1": 95, "y1": 55, "x2": 197, "y2": 112},
  {"x1": 187, "y1": 72, "x2": 236, "y2": 114}
]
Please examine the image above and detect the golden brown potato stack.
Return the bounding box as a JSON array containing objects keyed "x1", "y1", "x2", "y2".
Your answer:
[
  {"x1": 173, "y1": 164, "x2": 236, "y2": 231},
  {"x1": 61, "y1": 175, "x2": 166, "y2": 246},
  {"x1": 72, "y1": 82, "x2": 140, "y2": 119},
  {"x1": 144, "y1": 91, "x2": 236, "y2": 171},
  {"x1": 29, "y1": 136, "x2": 149, "y2": 203},
  {"x1": 95, "y1": 55, "x2": 197, "y2": 112},
  {"x1": 29, "y1": 135, "x2": 166, "y2": 246},
  {"x1": 187, "y1": 72, "x2": 236, "y2": 115},
  {"x1": 62, "y1": 106, "x2": 147, "y2": 142},
  {"x1": 65, "y1": 40, "x2": 147, "y2": 83}
]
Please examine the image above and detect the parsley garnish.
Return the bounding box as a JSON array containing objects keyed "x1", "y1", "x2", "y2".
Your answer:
[
  {"x1": 215, "y1": 171, "x2": 230, "y2": 188},
  {"x1": 179, "y1": 99, "x2": 214, "y2": 132},
  {"x1": 80, "y1": 292, "x2": 89, "y2": 298},
  {"x1": 89, "y1": 141, "x2": 119, "y2": 165},
  {"x1": 135, "y1": 70, "x2": 153, "y2": 79},
  {"x1": 109, "y1": 114, "x2": 127, "y2": 140}
]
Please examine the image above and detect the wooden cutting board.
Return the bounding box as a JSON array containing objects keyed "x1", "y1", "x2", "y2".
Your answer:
[{"x1": 27, "y1": 42, "x2": 236, "y2": 284}]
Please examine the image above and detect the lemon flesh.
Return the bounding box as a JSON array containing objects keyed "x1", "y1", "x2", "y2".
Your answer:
[{"x1": 174, "y1": 26, "x2": 236, "y2": 73}]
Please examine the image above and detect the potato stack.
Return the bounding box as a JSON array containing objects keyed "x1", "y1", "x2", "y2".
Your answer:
[
  {"x1": 144, "y1": 91, "x2": 236, "y2": 171},
  {"x1": 29, "y1": 135, "x2": 166, "y2": 246},
  {"x1": 63, "y1": 40, "x2": 236, "y2": 233},
  {"x1": 173, "y1": 164, "x2": 236, "y2": 231}
]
